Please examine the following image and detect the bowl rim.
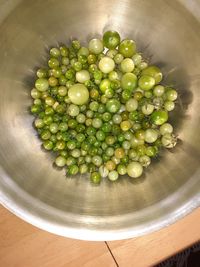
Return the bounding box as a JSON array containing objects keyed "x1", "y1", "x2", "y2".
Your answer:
[{"x1": 0, "y1": 174, "x2": 200, "y2": 241}]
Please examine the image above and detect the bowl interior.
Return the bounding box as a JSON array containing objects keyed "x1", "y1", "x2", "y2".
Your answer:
[{"x1": 0, "y1": 0, "x2": 200, "y2": 240}]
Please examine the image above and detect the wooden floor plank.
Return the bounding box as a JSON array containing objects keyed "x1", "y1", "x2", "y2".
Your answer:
[
  {"x1": 1, "y1": 205, "x2": 200, "y2": 267},
  {"x1": 0, "y1": 206, "x2": 116, "y2": 267},
  {"x1": 107, "y1": 208, "x2": 200, "y2": 267}
]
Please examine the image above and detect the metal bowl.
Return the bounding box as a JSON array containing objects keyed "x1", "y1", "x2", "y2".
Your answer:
[{"x1": 0, "y1": 0, "x2": 200, "y2": 241}]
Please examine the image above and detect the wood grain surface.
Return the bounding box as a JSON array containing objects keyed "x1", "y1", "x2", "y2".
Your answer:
[
  {"x1": 0, "y1": 205, "x2": 200, "y2": 267},
  {"x1": 0, "y1": 206, "x2": 116, "y2": 267},
  {"x1": 108, "y1": 208, "x2": 200, "y2": 267}
]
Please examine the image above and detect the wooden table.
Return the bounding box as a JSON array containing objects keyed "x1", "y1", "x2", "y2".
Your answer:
[{"x1": 0, "y1": 205, "x2": 200, "y2": 267}]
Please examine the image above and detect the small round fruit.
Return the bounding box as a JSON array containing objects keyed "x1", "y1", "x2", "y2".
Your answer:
[
  {"x1": 108, "y1": 170, "x2": 119, "y2": 181},
  {"x1": 99, "y1": 56, "x2": 115, "y2": 73},
  {"x1": 35, "y1": 78, "x2": 49, "y2": 92},
  {"x1": 151, "y1": 110, "x2": 168, "y2": 125},
  {"x1": 119, "y1": 39, "x2": 136, "y2": 58},
  {"x1": 120, "y1": 58, "x2": 135, "y2": 73},
  {"x1": 68, "y1": 83, "x2": 89, "y2": 105},
  {"x1": 90, "y1": 172, "x2": 101, "y2": 184},
  {"x1": 55, "y1": 156, "x2": 66, "y2": 167},
  {"x1": 106, "y1": 99, "x2": 121, "y2": 113},
  {"x1": 141, "y1": 65, "x2": 163, "y2": 84},
  {"x1": 121, "y1": 73, "x2": 137, "y2": 91},
  {"x1": 103, "y1": 30, "x2": 121, "y2": 49},
  {"x1": 160, "y1": 123, "x2": 173, "y2": 135},
  {"x1": 138, "y1": 75, "x2": 155, "y2": 90},
  {"x1": 125, "y1": 98, "x2": 138, "y2": 112},
  {"x1": 88, "y1": 38, "x2": 103, "y2": 54},
  {"x1": 76, "y1": 70, "x2": 90, "y2": 83},
  {"x1": 127, "y1": 162, "x2": 143, "y2": 178},
  {"x1": 161, "y1": 133, "x2": 177, "y2": 148},
  {"x1": 165, "y1": 89, "x2": 178, "y2": 101},
  {"x1": 145, "y1": 129, "x2": 159, "y2": 143}
]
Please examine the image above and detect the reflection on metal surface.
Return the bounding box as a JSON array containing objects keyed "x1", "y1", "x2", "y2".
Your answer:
[{"x1": 0, "y1": 0, "x2": 200, "y2": 241}]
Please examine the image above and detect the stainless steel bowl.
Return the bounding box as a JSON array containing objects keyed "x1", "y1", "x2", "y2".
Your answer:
[{"x1": 0, "y1": 0, "x2": 200, "y2": 241}]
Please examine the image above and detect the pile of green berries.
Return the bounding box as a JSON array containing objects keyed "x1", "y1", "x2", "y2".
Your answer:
[{"x1": 31, "y1": 30, "x2": 178, "y2": 183}]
